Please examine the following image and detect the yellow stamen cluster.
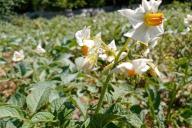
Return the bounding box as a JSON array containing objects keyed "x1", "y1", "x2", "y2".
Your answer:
[
  {"x1": 144, "y1": 12, "x2": 164, "y2": 26},
  {"x1": 127, "y1": 69, "x2": 136, "y2": 77},
  {"x1": 81, "y1": 45, "x2": 89, "y2": 56}
]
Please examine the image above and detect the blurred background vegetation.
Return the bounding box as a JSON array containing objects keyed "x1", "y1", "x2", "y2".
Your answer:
[{"x1": 0, "y1": 0, "x2": 191, "y2": 16}]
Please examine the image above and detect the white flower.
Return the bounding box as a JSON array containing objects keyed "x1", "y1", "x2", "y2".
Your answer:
[
  {"x1": 99, "y1": 40, "x2": 127, "y2": 62},
  {"x1": 35, "y1": 43, "x2": 46, "y2": 54},
  {"x1": 118, "y1": 0, "x2": 164, "y2": 43},
  {"x1": 184, "y1": 14, "x2": 192, "y2": 26},
  {"x1": 75, "y1": 26, "x2": 95, "y2": 56},
  {"x1": 12, "y1": 50, "x2": 25, "y2": 62},
  {"x1": 114, "y1": 58, "x2": 152, "y2": 76}
]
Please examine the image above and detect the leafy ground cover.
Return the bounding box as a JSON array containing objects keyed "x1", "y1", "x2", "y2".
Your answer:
[{"x1": 0, "y1": 2, "x2": 192, "y2": 128}]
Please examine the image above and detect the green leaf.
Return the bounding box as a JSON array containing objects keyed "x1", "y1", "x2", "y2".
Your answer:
[
  {"x1": 124, "y1": 112, "x2": 143, "y2": 128},
  {"x1": 49, "y1": 89, "x2": 60, "y2": 103},
  {"x1": 89, "y1": 114, "x2": 122, "y2": 128},
  {"x1": 31, "y1": 112, "x2": 55, "y2": 123},
  {"x1": 7, "y1": 92, "x2": 26, "y2": 107},
  {"x1": 0, "y1": 57, "x2": 6, "y2": 65},
  {"x1": 21, "y1": 121, "x2": 34, "y2": 128},
  {"x1": 50, "y1": 98, "x2": 66, "y2": 113},
  {"x1": 26, "y1": 82, "x2": 54, "y2": 113},
  {"x1": 6, "y1": 121, "x2": 17, "y2": 128},
  {"x1": 185, "y1": 117, "x2": 192, "y2": 125},
  {"x1": 0, "y1": 105, "x2": 24, "y2": 120},
  {"x1": 61, "y1": 73, "x2": 78, "y2": 84}
]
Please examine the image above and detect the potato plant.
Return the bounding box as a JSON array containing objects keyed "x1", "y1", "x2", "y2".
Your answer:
[{"x1": 0, "y1": 1, "x2": 191, "y2": 128}]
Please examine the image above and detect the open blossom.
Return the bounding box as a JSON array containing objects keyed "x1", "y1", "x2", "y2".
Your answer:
[
  {"x1": 118, "y1": 0, "x2": 164, "y2": 44},
  {"x1": 75, "y1": 26, "x2": 95, "y2": 56},
  {"x1": 35, "y1": 43, "x2": 46, "y2": 54},
  {"x1": 75, "y1": 27, "x2": 102, "y2": 71},
  {"x1": 99, "y1": 40, "x2": 127, "y2": 62},
  {"x1": 12, "y1": 50, "x2": 25, "y2": 62},
  {"x1": 114, "y1": 59, "x2": 152, "y2": 76}
]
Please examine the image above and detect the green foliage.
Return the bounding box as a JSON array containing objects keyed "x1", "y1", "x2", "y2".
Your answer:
[
  {"x1": 0, "y1": 0, "x2": 25, "y2": 16},
  {"x1": 1, "y1": 0, "x2": 188, "y2": 16},
  {"x1": 0, "y1": 105, "x2": 24, "y2": 120},
  {"x1": 0, "y1": 2, "x2": 191, "y2": 128}
]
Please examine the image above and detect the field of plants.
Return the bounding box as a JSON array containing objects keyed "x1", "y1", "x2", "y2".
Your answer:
[{"x1": 0, "y1": 1, "x2": 192, "y2": 128}]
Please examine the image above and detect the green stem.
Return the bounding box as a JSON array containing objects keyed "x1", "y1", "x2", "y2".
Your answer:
[
  {"x1": 166, "y1": 83, "x2": 177, "y2": 123},
  {"x1": 95, "y1": 73, "x2": 112, "y2": 114},
  {"x1": 95, "y1": 41, "x2": 129, "y2": 114}
]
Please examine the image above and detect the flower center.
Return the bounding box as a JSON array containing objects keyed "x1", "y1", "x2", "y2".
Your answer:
[
  {"x1": 127, "y1": 69, "x2": 136, "y2": 77},
  {"x1": 81, "y1": 45, "x2": 89, "y2": 56},
  {"x1": 144, "y1": 12, "x2": 164, "y2": 26}
]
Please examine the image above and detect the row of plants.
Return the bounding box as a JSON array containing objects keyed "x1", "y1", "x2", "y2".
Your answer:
[{"x1": 0, "y1": 0, "x2": 189, "y2": 16}]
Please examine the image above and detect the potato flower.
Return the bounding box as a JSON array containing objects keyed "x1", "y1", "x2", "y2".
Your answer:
[
  {"x1": 12, "y1": 50, "x2": 25, "y2": 62},
  {"x1": 99, "y1": 40, "x2": 127, "y2": 62},
  {"x1": 75, "y1": 26, "x2": 95, "y2": 56},
  {"x1": 35, "y1": 43, "x2": 46, "y2": 54},
  {"x1": 118, "y1": 0, "x2": 164, "y2": 43},
  {"x1": 75, "y1": 27, "x2": 102, "y2": 71},
  {"x1": 114, "y1": 59, "x2": 152, "y2": 77}
]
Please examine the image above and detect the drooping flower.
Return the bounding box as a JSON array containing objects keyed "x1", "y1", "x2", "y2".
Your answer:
[
  {"x1": 75, "y1": 55, "x2": 98, "y2": 71},
  {"x1": 35, "y1": 43, "x2": 46, "y2": 54},
  {"x1": 114, "y1": 59, "x2": 152, "y2": 77},
  {"x1": 99, "y1": 40, "x2": 127, "y2": 62},
  {"x1": 148, "y1": 62, "x2": 170, "y2": 83},
  {"x1": 12, "y1": 50, "x2": 25, "y2": 62},
  {"x1": 75, "y1": 26, "x2": 95, "y2": 56},
  {"x1": 118, "y1": 0, "x2": 164, "y2": 44},
  {"x1": 75, "y1": 27, "x2": 103, "y2": 71}
]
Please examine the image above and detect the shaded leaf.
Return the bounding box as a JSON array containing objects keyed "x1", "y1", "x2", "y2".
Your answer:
[
  {"x1": 0, "y1": 105, "x2": 24, "y2": 120},
  {"x1": 31, "y1": 112, "x2": 55, "y2": 123}
]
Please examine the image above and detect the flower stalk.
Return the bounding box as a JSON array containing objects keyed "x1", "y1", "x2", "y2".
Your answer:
[{"x1": 95, "y1": 41, "x2": 128, "y2": 114}]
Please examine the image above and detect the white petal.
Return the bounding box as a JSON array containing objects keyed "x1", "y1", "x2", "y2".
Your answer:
[
  {"x1": 124, "y1": 23, "x2": 151, "y2": 43},
  {"x1": 137, "y1": 64, "x2": 150, "y2": 74},
  {"x1": 132, "y1": 59, "x2": 152, "y2": 74},
  {"x1": 148, "y1": 24, "x2": 164, "y2": 40},
  {"x1": 116, "y1": 62, "x2": 133, "y2": 71},
  {"x1": 108, "y1": 40, "x2": 117, "y2": 51},
  {"x1": 36, "y1": 43, "x2": 46, "y2": 54},
  {"x1": 132, "y1": 58, "x2": 152, "y2": 65},
  {"x1": 93, "y1": 32, "x2": 103, "y2": 47},
  {"x1": 75, "y1": 27, "x2": 91, "y2": 46},
  {"x1": 142, "y1": 0, "x2": 151, "y2": 12},
  {"x1": 107, "y1": 56, "x2": 115, "y2": 62},
  {"x1": 83, "y1": 39, "x2": 95, "y2": 48},
  {"x1": 149, "y1": 0, "x2": 162, "y2": 12},
  {"x1": 119, "y1": 52, "x2": 127, "y2": 60},
  {"x1": 118, "y1": 8, "x2": 144, "y2": 28},
  {"x1": 12, "y1": 50, "x2": 25, "y2": 62},
  {"x1": 99, "y1": 54, "x2": 108, "y2": 61},
  {"x1": 82, "y1": 26, "x2": 91, "y2": 39}
]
